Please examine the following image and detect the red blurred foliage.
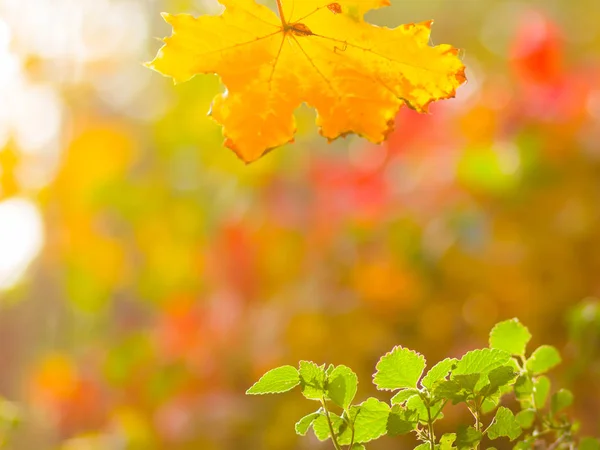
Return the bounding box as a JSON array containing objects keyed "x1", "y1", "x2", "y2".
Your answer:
[
  {"x1": 29, "y1": 355, "x2": 106, "y2": 435},
  {"x1": 309, "y1": 157, "x2": 390, "y2": 227},
  {"x1": 510, "y1": 11, "x2": 564, "y2": 86}
]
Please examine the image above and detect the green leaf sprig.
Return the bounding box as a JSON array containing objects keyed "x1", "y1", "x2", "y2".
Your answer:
[{"x1": 247, "y1": 319, "x2": 599, "y2": 450}]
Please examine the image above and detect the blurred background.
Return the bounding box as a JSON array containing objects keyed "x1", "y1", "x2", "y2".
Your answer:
[{"x1": 1, "y1": 0, "x2": 600, "y2": 448}]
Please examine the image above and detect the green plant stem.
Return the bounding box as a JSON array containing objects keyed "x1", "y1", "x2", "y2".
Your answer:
[
  {"x1": 426, "y1": 404, "x2": 436, "y2": 450},
  {"x1": 469, "y1": 399, "x2": 484, "y2": 450},
  {"x1": 321, "y1": 398, "x2": 342, "y2": 450},
  {"x1": 431, "y1": 399, "x2": 448, "y2": 421},
  {"x1": 548, "y1": 433, "x2": 570, "y2": 450},
  {"x1": 348, "y1": 415, "x2": 356, "y2": 450}
]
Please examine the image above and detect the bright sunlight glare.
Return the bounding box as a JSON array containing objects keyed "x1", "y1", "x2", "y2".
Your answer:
[{"x1": 0, "y1": 198, "x2": 44, "y2": 290}]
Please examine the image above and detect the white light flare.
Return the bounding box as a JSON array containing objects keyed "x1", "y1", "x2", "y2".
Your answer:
[{"x1": 0, "y1": 197, "x2": 44, "y2": 291}]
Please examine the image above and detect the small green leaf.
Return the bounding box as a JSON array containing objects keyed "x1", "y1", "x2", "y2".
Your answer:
[
  {"x1": 515, "y1": 409, "x2": 536, "y2": 429},
  {"x1": 434, "y1": 379, "x2": 464, "y2": 404},
  {"x1": 299, "y1": 361, "x2": 326, "y2": 400},
  {"x1": 526, "y1": 345, "x2": 561, "y2": 375},
  {"x1": 421, "y1": 358, "x2": 457, "y2": 390},
  {"x1": 440, "y1": 433, "x2": 457, "y2": 450},
  {"x1": 338, "y1": 398, "x2": 390, "y2": 444},
  {"x1": 489, "y1": 319, "x2": 531, "y2": 356},
  {"x1": 453, "y1": 348, "x2": 511, "y2": 376},
  {"x1": 482, "y1": 394, "x2": 501, "y2": 414},
  {"x1": 455, "y1": 425, "x2": 482, "y2": 450},
  {"x1": 487, "y1": 406, "x2": 522, "y2": 441},
  {"x1": 327, "y1": 365, "x2": 358, "y2": 409},
  {"x1": 454, "y1": 373, "x2": 481, "y2": 392},
  {"x1": 391, "y1": 388, "x2": 419, "y2": 405},
  {"x1": 246, "y1": 365, "x2": 300, "y2": 394},
  {"x1": 406, "y1": 394, "x2": 445, "y2": 422},
  {"x1": 480, "y1": 365, "x2": 517, "y2": 397},
  {"x1": 514, "y1": 374, "x2": 534, "y2": 403},
  {"x1": 312, "y1": 411, "x2": 343, "y2": 441},
  {"x1": 325, "y1": 364, "x2": 335, "y2": 377},
  {"x1": 373, "y1": 346, "x2": 426, "y2": 391},
  {"x1": 533, "y1": 375, "x2": 551, "y2": 409},
  {"x1": 387, "y1": 404, "x2": 418, "y2": 436},
  {"x1": 550, "y1": 389, "x2": 573, "y2": 415},
  {"x1": 414, "y1": 444, "x2": 430, "y2": 450},
  {"x1": 434, "y1": 375, "x2": 478, "y2": 404},
  {"x1": 351, "y1": 445, "x2": 367, "y2": 450},
  {"x1": 580, "y1": 437, "x2": 600, "y2": 450},
  {"x1": 295, "y1": 411, "x2": 321, "y2": 436}
]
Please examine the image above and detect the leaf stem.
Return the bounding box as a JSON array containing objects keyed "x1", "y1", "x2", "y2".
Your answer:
[
  {"x1": 321, "y1": 398, "x2": 342, "y2": 450},
  {"x1": 475, "y1": 403, "x2": 483, "y2": 450},
  {"x1": 275, "y1": 0, "x2": 286, "y2": 26},
  {"x1": 431, "y1": 399, "x2": 448, "y2": 422},
  {"x1": 426, "y1": 403, "x2": 436, "y2": 450},
  {"x1": 348, "y1": 414, "x2": 356, "y2": 450},
  {"x1": 468, "y1": 399, "x2": 483, "y2": 450}
]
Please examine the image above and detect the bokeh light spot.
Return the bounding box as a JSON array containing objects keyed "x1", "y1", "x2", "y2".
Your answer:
[{"x1": 0, "y1": 197, "x2": 44, "y2": 290}]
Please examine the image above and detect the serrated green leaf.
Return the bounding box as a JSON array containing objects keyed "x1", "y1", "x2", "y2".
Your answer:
[
  {"x1": 373, "y1": 346, "x2": 426, "y2": 391},
  {"x1": 533, "y1": 375, "x2": 550, "y2": 409},
  {"x1": 452, "y1": 349, "x2": 513, "y2": 394},
  {"x1": 295, "y1": 411, "x2": 322, "y2": 436},
  {"x1": 487, "y1": 407, "x2": 522, "y2": 441},
  {"x1": 459, "y1": 373, "x2": 485, "y2": 393},
  {"x1": 480, "y1": 365, "x2": 517, "y2": 397},
  {"x1": 421, "y1": 358, "x2": 457, "y2": 390},
  {"x1": 440, "y1": 433, "x2": 457, "y2": 450},
  {"x1": 299, "y1": 361, "x2": 326, "y2": 400},
  {"x1": 391, "y1": 388, "x2": 419, "y2": 405},
  {"x1": 489, "y1": 319, "x2": 531, "y2": 356},
  {"x1": 456, "y1": 425, "x2": 482, "y2": 450},
  {"x1": 434, "y1": 379, "x2": 464, "y2": 404},
  {"x1": 338, "y1": 398, "x2": 390, "y2": 444},
  {"x1": 580, "y1": 437, "x2": 600, "y2": 450},
  {"x1": 434, "y1": 375, "x2": 477, "y2": 404},
  {"x1": 453, "y1": 348, "x2": 511, "y2": 376},
  {"x1": 550, "y1": 389, "x2": 573, "y2": 415},
  {"x1": 482, "y1": 394, "x2": 501, "y2": 414},
  {"x1": 526, "y1": 345, "x2": 561, "y2": 375},
  {"x1": 327, "y1": 365, "x2": 358, "y2": 409},
  {"x1": 312, "y1": 411, "x2": 344, "y2": 441},
  {"x1": 514, "y1": 374, "x2": 534, "y2": 403},
  {"x1": 436, "y1": 369, "x2": 500, "y2": 404},
  {"x1": 351, "y1": 445, "x2": 367, "y2": 450},
  {"x1": 515, "y1": 409, "x2": 535, "y2": 429},
  {"x1": 246, "y1": 365, "x2": 300, "y2": 395},
  {"x1": 325, "y1": 364, "x2": 335, "y2": 377},
  {"x1": 387, "y1": 404, "x2": 418, "y2": 436},
  {"x1": 407, "y1": 394, "x2": 445, "y2": 423}
]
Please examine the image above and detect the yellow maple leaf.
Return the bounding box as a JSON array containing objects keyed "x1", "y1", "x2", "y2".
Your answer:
[{"x1": 147, "y1": 0, "x2": 466, "y2": 163}]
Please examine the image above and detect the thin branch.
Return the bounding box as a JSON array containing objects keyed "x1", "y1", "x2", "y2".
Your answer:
[
  {"x1": 321, "y1": 398, "x2": 342, "y2": 450},
  {"x1": 426, "y1": 403, "x2": 436, "y2": 450}
]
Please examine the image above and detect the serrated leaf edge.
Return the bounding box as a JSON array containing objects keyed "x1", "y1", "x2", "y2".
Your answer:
[
  {"x1": 372, "y1": 345, "x2": 427, "y2": 391},
  {"x1": 246, "y1": 365, "x2": 300, "y2": 395}
]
